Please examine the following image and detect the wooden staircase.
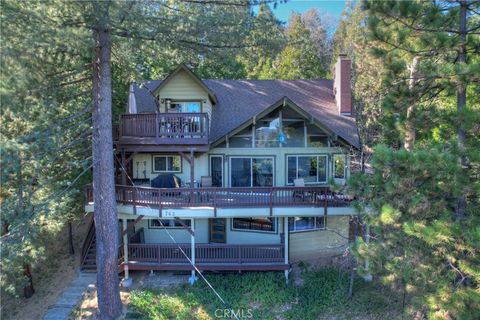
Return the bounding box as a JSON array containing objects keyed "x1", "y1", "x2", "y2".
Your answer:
[
  {"x1": 80, "y1": 218, "x2": 97, "y2": 272},
  {"x1": 80, "y1": 217, "x2": 145, "y2": 272}
]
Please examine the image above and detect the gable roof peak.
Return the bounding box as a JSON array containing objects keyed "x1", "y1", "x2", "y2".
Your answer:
[{"x1": 153, "y1": 63, "x2": 218, "y2": 104}]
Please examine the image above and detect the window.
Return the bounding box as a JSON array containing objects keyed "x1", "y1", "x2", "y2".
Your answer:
[
  {"x1": 308, "y1": 135, "x2": 329, "y2": 147},
  {"x1": 307, "y1": 124, "x2": 329, "y2": 147},
  {"x1": 334, "y1": 155, "x2": 346, "y2": 179},
  {"x1": 230, "y1": 157, "x2": 274, "y2": 187},
  {"x1": 283, "y1": 119, "x2": 305, "y2": 147},
  {"x1": 287, "y1": 155, "x2": 328, "y2": 184},
  {"x1": 255, "y1": 117, "x2": 280, "y2": 148},
  {"x1": 149, "y1": 219, "x2": 191, "y2": 228},
  {"x1": 232, "y1": 218, "x2": 276, "y2": 233},
  {"x1": 229, "y1": 126, "x2": 253, "y2": 148},
  {"x1": 288, "y1": 216, "x2": 325, "y2": 232},
  {"x1": 152, "y1": 155, "x2": 181, "y2": 173},
  {"x1": 210, "y1": 155, "x2": 223, "y2": 187},
  {"x1": 167, "y1": 101, "x2": 201, "y2": 113}
]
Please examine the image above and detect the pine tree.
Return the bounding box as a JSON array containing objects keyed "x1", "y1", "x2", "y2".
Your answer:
[
  {"x1": 1, "y1": 0, "x2": 282, "y2": 315},
  {"x1": 237, "y1": 2, "x2": 286, "y2": 79},
  {"x1": 349, "y1": 1, "x2": 480, "y2": 318},
  {"x1": 269, "y1": 12, "x2": 325, "y2": 79}
]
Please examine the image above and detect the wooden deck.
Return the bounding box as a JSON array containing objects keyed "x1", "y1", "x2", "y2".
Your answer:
[
  {"x1": 119, "y1": 243, "x2": 288, "y2": 271},
  {"x1": 113, "y1": 112, "x2": 209, "y2": 146},
  {"x1": 85, "y1": 185, "x2": 353, "y2": 211}
]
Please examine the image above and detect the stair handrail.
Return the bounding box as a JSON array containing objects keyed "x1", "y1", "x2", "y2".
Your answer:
[{"x1": 80, "y1": 215, "x2": 96, "y2": 266}]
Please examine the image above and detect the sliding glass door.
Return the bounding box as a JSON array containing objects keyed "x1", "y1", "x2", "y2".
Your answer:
[{"x1": 230, "y1": 157, "x2": 274, "y2": 187}]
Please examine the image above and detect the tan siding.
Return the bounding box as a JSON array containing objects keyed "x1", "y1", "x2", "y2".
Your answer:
[
  {"x1": 289, "y1": 216, "x2": 349, "y2": 263},
  {"x1": 157, "y1": 69, "x2": 213, "y2": 116}
]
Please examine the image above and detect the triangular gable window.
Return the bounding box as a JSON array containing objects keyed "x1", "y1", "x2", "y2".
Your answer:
[{"x1": 227, "y1": 106, "x2": 330, "y2": 148}]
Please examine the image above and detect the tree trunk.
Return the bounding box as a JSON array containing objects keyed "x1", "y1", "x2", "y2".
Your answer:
[
  {"x1": 23, "y1": 264, "x2": 35, "y2": 298},
  {"x1": 347, "y1": 216, "x2": 359, "y2": 299},
  {"x1": 92, "y1": 26, "x2": 122, "y2": 319},
  {"x1": 455, "y1": 0, "x2": 467, "y2": 220},
  {"x1": 404, "y1": 56, "x2": 419, "y2": 152}
]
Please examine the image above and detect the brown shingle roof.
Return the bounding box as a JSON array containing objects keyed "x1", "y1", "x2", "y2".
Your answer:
[
  {"x1": 134, "y1": 79, "x2": 359, "y2": 148},
  {"x1": 204, "y1": 79, "x2": 358, "y2": 147}
]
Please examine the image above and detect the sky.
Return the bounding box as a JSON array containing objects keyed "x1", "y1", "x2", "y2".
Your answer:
[{"x1": 269, "y1": 0, "x2": 347, "y2": 23}]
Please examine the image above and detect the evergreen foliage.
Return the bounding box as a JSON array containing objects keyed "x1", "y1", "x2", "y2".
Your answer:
[
  {"x1": 0, "y1": 0, "x2": 334, "y2": 306},
  {"x1": 348, "y1": 1, "x2": 480, "y2": 318}
]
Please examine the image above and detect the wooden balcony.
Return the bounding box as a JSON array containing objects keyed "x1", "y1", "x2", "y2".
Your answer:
[
  {"x1": 85, "y1": 184, "x2": 353, "y2": 213},
  {"x1": 118, "y1": 243, "x2": 288, "y2": 271},
  {"x1": 113, "y1": 112, "x2": 209, "y2": 150}
]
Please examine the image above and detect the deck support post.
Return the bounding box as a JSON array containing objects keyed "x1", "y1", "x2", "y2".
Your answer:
[
  {"x1": 179, "y1": 148, "x2": 196, "y2": 188},
  {"x1": 284, "y1": 216, "x2": 289, "y2": 283},
  {"x1": 189, "y1": 218, "x2": 198, "y2": 285},
  {"x1": 121, "y1": 218, "x2": 132, "y2": 287},
  {"x1": 189, "y1": 149, "x2": 195, "y2": 188}
]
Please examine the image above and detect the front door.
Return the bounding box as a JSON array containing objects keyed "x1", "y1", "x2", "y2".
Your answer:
[{"x1": 209, "y1": 219, "x2": 226, "y2": 243}]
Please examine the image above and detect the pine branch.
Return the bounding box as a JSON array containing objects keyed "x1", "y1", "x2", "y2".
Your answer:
[{"x1": 1, "y1": 160, "x2": 93, "y2": 241}]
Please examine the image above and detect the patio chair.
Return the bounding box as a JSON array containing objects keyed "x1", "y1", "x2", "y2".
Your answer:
[
  {"x1": 200, "y1": 176, "x2": 213, "y2": 203},
  {"x1": 293, "y1": 178, "x2": 313, "y2": 201},
  {"x1": 201, "y1": 176, "x2": 213, "y2": 187}
]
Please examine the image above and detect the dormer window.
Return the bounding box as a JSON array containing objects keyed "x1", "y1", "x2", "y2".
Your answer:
[{"x1": 166, "y1": 100, "x2": 201, "y2": 113}]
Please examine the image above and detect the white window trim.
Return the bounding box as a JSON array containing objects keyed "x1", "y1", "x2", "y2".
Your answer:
[
  {"x1": 167, "y1": 101, "x2": 201, "y2": 113},
  {"x1": 289, "y1": 216, "x2": 326, "y2": 233},
  {"x1": 286, "y1": 155, "x2": 329, "y2": 185},
  {"x1": 229, "y1": 156, "x2": 275, "y2": 187},
  {"x1": 231, "y1": 218, "x2": 277, "y2": 234},
  {"x1": 152, "y1": 155, "x2": 182, "y2": 173},
  {"x1": 148, "y1": 219, "x2": 191, "y2": 229}
]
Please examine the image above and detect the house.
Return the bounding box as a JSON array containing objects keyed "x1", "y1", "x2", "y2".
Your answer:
[{"x1": 83, "y1": 55, "x2": 358, "y2": 284}]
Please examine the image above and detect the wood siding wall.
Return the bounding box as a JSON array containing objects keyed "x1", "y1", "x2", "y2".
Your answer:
[
  {"x1": 131, "y1": 146, "x2": 349, "y2": 188},
  {"x1": 156, "y1": 69, "x2": 213, "y2": 118},
  {"x1": 289, "y1": 216, "x2": 349, "y2": 263}
]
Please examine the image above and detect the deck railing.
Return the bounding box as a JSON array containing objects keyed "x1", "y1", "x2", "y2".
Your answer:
[
  {"x1": 85, "y1": 184, "x2": 353, "y2": 211},
  {"x1": 125, "y1": 243, "x2": 284, "y2": 264},
  {"x1": 114, "y1": 112, "x2": 209, "y2": 144}
]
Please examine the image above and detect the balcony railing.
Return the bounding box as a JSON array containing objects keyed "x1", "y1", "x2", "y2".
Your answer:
[
  {"x1": 113, "y1": 112, "x2": 209, "y2": 145},
  {"x1": 118, "y1": 243, "x2": 285, "y2": 265},
  {"x1": 85, "y1": 184, "x2": 353, "y2": 211}
]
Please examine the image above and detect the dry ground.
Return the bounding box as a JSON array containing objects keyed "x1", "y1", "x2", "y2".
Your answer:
[{"x1": 0, "y1": 215, "x2": 91, "y2": 320}]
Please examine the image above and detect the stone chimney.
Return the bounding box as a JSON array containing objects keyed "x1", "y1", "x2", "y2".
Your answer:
[{"x1": 333, "y1": 54, "x2": 352, "y2": 115}]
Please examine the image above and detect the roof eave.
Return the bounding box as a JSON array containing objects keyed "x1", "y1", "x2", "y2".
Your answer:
[{"x1": 152, "y1": 64, "x2": 218, "y2": 104}]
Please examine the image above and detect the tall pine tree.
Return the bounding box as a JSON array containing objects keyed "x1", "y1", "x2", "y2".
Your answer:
[{"x1": 349, "y1": 1, "x2": 480, "y2": 318}]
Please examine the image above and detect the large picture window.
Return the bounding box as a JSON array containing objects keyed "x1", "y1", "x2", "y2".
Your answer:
[
  {"x1": 167, "y1": 101, "x2": 201, "y2": 113},
  {"x1": 152, "y1": 155, "x2": 181, "y2": 173},
  {"x1": 287, "y1": 155, "x2": 328, "y2": 184},
  {"x1": 255, "y1": 117, "x2": 280, "y2": 148},
  {"x1": 230, "y1": 157, "x2": 274, "y2": 187},
  {"x1": 288, "y1": 216, "x2": 325, "y2": 232},
  {"x1": 149, "y1": 219, "x2": 191, "y2": 228},
  {"x1": 232, "y1": 218, "x2": 276, "y2": 233}
]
